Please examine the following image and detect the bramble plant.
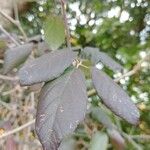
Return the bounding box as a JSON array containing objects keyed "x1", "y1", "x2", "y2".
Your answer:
[{"x1": 1, "y1": 0, "x2": 150, "y2": 150}]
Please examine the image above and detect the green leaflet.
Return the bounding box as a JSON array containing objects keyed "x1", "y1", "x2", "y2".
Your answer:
[{"x1": 43, "y1": 15, "x2": 65, "y2": 50}]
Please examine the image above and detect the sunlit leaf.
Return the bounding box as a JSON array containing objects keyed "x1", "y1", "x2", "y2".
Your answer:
[
  {"x1": 19, "y1": 49, "x2": 77, "y2": 85},
  {"x1": 35, "y1": 69, "x2": 87, "y2": 150},
  {"x1": 92, "y1": 67, "x2": 140, "y2": 125},
  {"x1": 43, "y1": 15, "x2": 65, "y2": 50}
]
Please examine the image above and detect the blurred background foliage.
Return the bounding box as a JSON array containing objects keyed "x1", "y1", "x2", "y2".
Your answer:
[{"x1": 0, "y1": 0, "x2": 150, "y2": 149}]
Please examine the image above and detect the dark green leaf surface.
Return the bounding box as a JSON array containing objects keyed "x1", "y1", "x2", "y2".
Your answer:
[
  {"x1": 35, "y1": 69, "x2": 87, "y2": 150},
  {"x1": 92, "y1": 67, "x2": 140, "y2": 125},
  {"x1": 3, "y1": 43, "x2": 33, "y2": 74},
  {"x1": 18, "y1": 49, "x2": 77, "y2": 85}
]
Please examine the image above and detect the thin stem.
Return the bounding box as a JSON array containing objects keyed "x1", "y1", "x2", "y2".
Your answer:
[
  {"x1": 0, "y1": 10, "x2": 27, "y2": 40},
  {"x1": 130, "y1": 134, "x2": 150, "y2": 141},
  {"x1": 0, "y1": 99, "x2": 12, "y2": 110},
  {"x1": 114, "y1": 53, "x2": 150, "y2": 82},
  {"x1": 87, "y1": 89, "x2": 96, "y2": 97},
  {"x1": 0, "y1": 119, "x2": 35, "y2": 139},
  {"x1": 0, "y1": 10, "x2": 17, "y2": 25},
  {"x1": 13, "y1": 0, "x2": 19, "y2": 21},
  {"x1": 122, "y1": 133, "x2": 143, "y2": 150},
  {"x1": 0, "y1": 25, "x2": 20, "y2": 45},
  {"x1": 60, "y1": 0, "x2": 71, "y2": 49},
  {"x1": 0, "y1": 74, "x2": 19, "y2": 81},
  {"x1": 17, "y1": 23, "x2": 28, "y2": 40}
]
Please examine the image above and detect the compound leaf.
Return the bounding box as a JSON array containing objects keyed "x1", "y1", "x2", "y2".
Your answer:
[
  {"x1": 35, "y1": 69, "x2": 87, "y2": 150},
  {"x1": 3, "y1": 43, "x2": 33, "y2": 74},
  {"x1": 18, "y1": 49, "x2": 77, "y2": 86},
  {"x1": 92, "y1": 67, "x2": 140, "y2": 125}
]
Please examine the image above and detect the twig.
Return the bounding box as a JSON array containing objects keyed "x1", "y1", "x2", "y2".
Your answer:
[
  {"x1": 0, "y1": 25, "x2": 20, "y2": 45},
  {"x1": 13, "y1": 0, "x2": 19, "y2": 21},
  {"x1": 114, "y1": 53, "x2": 150, "y2": 82},
  {"x1": 60, "y1": 0, "x2": 71, "y2": 49},
  {"x1": 0, "y1": 10, "x2": 17, "y2": 25},
  {"x1": 87, "y1": 89, "x2": 96, "y2": 97},
  {"x1": 0, "y1": 10, "x2": 27, "y2": 40},
  {"x1": 0, "y1": 119, "x2": 35, "y2": 139},
  {"x1": 0, "y1": 74, "x2": 19, "y2": 81},
  {"x1": 122, "y1": 133, "x2": 143, "y2": 150},
  {"x1": 130, "y1": 134, "x2": 150, "y2": 141},
  {"x1": 2, "y1": 88, "x2": 17, "y2": 96},
  {"x1": 0, "y1": 99, "x2": 12, "y2": 110},
  {"x1": 88, "y1": 53, "x2": 150, "y2": 97}
]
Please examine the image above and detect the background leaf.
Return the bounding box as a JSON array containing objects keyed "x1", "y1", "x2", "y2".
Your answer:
[
  {"x1": 108, "y1": 129, "x2": 125, "y2": 150},
  {"x1": 19, "y1": 49, "x2": 77, "y2": 85},
  {"x1": 89, "y1": 132, "x2": 108, "y2": 150},
  {"x1": 3, "y1": 43, "x2": 33, "y2": 74},
  {"x1": 58, "y1": 136, "x2": 76, "y2": 150},
  {"x1": 91, "y1": 107, "x2": 126, "y2": 150},
  {"x1": 98, "y1": 51, "x2": 123, "y2": 72},
  {"x1": 81, "y1": 47, "x2": 123, "y2": 72},
  {"x1": 81, "y1": 47, "x2": 100, "y2": 64},
  {"x1": 43, "y1": 15, "x2": 65, "y2": 50},
  {"x1": 92, "y1": 67, "x2": 140, "y2": 125},
  {"x1": 35, "y1": 69, "x2": 87, "y2": 150},
  {"x1": 91, "y1": 106, "x2": 115, "y2": 129}
]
